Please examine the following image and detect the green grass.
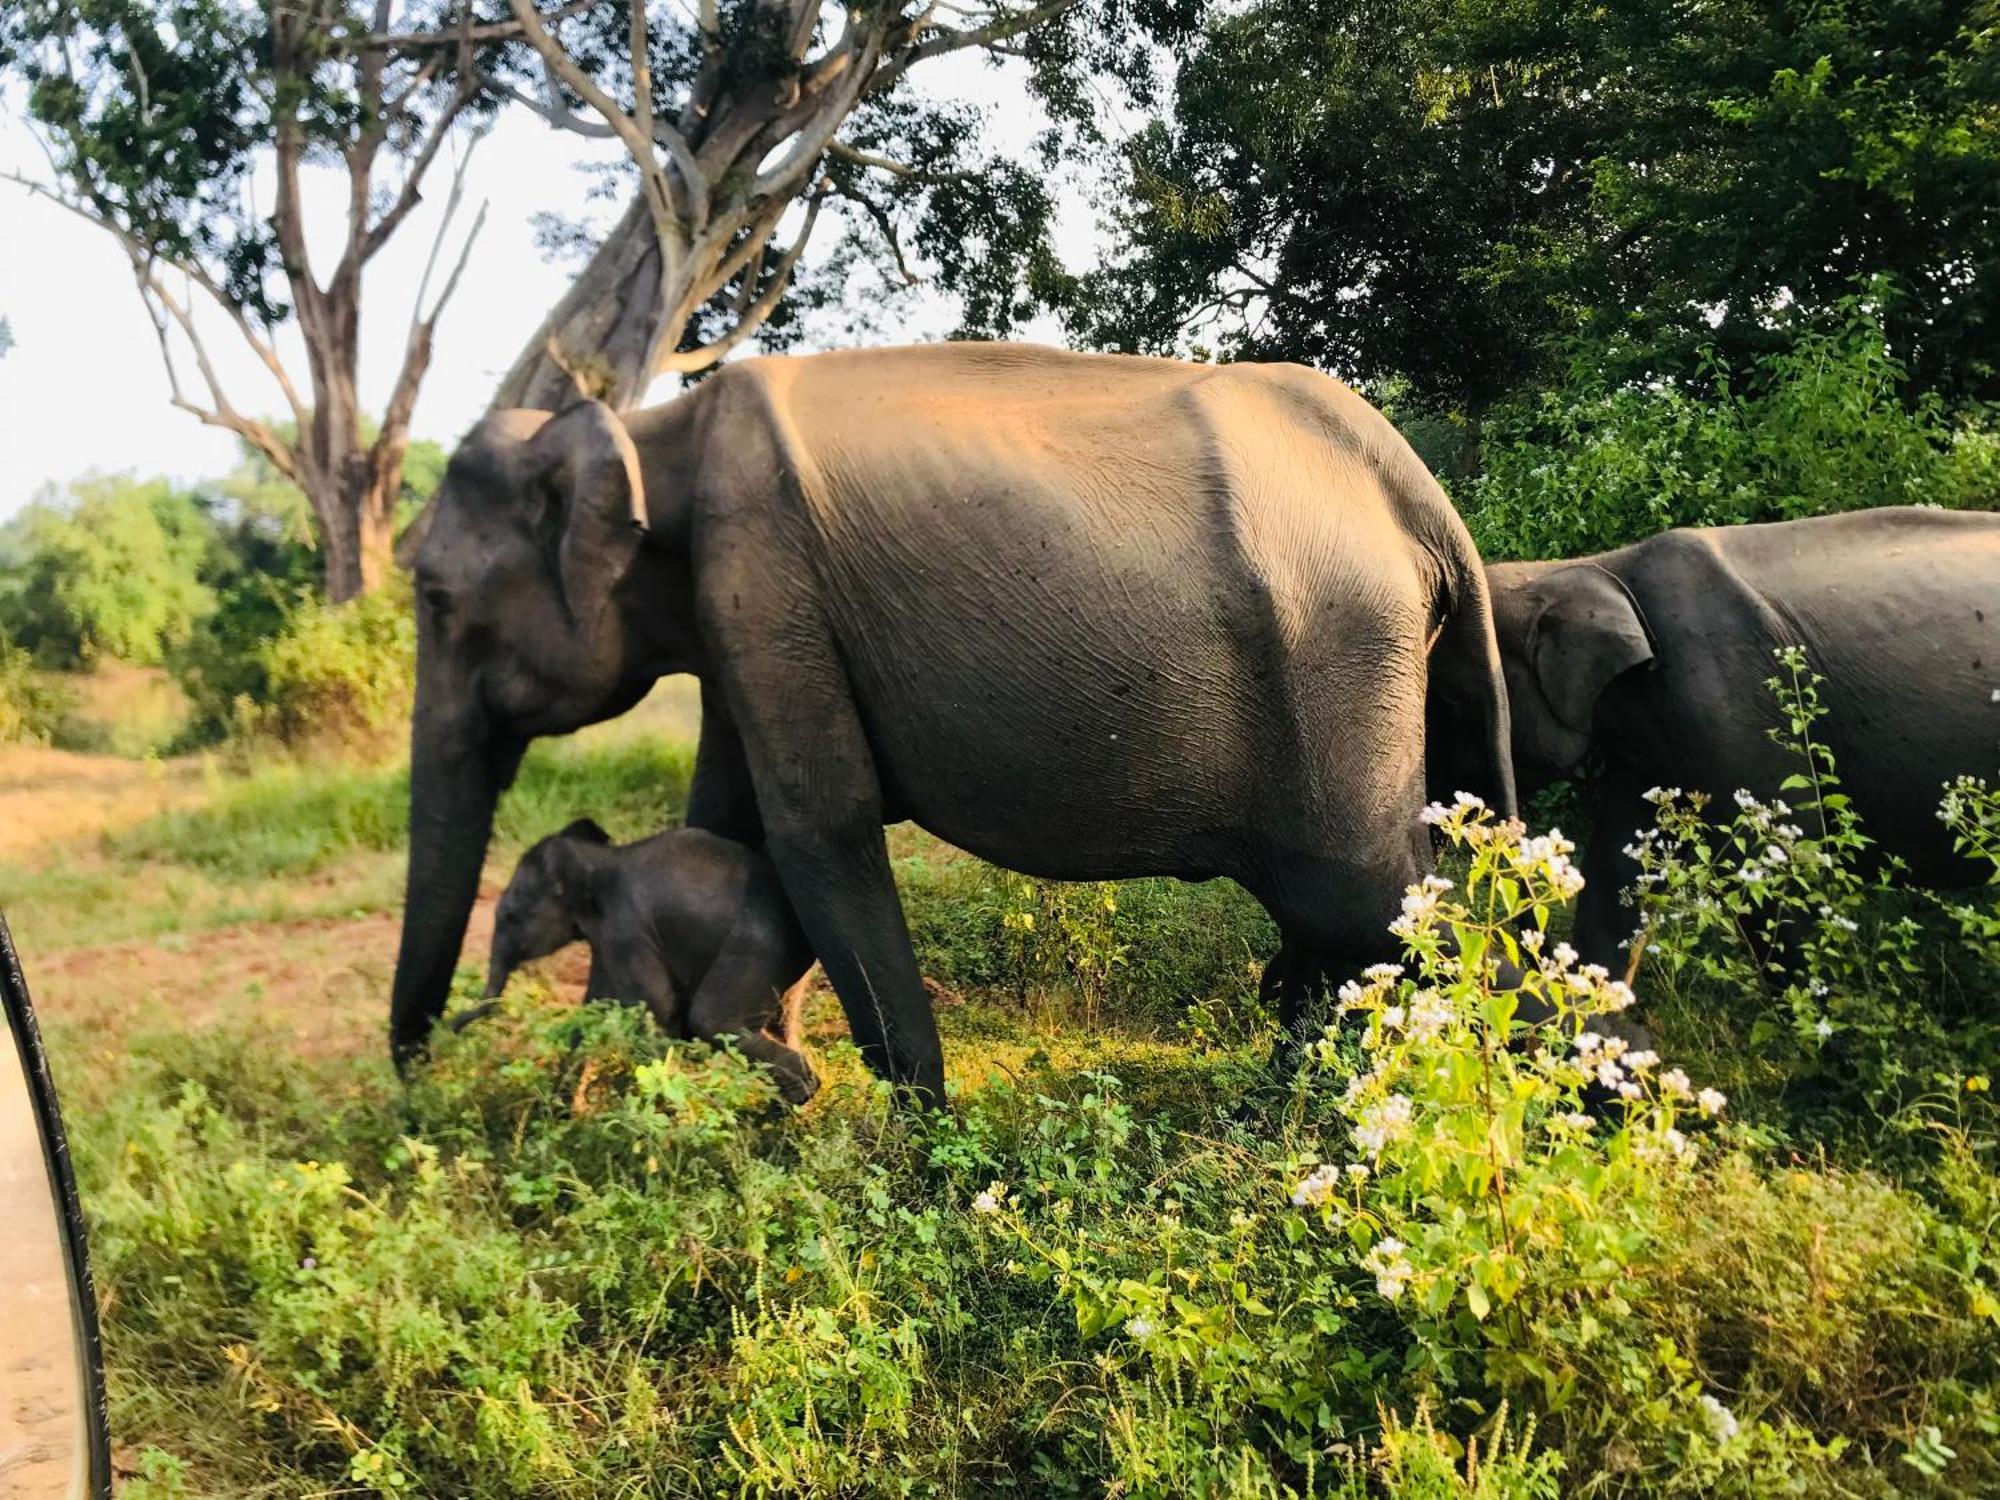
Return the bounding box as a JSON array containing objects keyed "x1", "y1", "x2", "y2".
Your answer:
[
  {"x1": 27, "y1": 712, "x2": 2000, "y2": 1498},
  {"x1": 103, "y1": 737, "x2": 695, "y2": 881}
]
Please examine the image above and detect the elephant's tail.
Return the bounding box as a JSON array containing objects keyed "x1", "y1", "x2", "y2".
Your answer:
[{"x1": 1429, "y1": 537, "x2": 1519, "y2": 822}]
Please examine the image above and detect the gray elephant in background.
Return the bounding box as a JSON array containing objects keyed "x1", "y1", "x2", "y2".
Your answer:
[
  {"x1": 1488, "y1": 506, "x2": 2000, "y2": 966},
  {"x1": 474, "y1": 818, "x2": 819, "y2": 1103},
  {"x1": 390, "y1": 342, "x2": 1518, "y2": 1103}
]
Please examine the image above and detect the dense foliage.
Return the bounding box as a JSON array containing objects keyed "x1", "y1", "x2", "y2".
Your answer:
[
  {"x1": 1460, "y1": 295, "x2": 2000, "y2": 559},
  {"x1": 66, "y1": 692, "x2": 2000, "y2": 1495},
  {"x1": 1069, "y1": 0, "x2": 2000, "y2": 417}
]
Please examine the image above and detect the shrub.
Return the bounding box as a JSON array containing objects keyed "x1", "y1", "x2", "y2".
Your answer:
[
  {"x1": 0, "y1": 474, "x2": 218, "y2": 667},
  {"x1": 1464, "y1": 292, "x2": 2000, "y2": 561},
  {"x1": 1626, "y1": 648, "x2": 2000, "y2": 1120},
  {"x1": 0, "y1": 633, "x2": 70, "y2": 744},
  {"x1": 241, "y1": 582, "x2": 417, "y2": 754}
]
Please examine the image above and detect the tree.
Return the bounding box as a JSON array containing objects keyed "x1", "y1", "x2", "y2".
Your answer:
[
  {"x1": 2, "y1": 0, "x2": 510, "y2": 599},
  {"x1": 480, "y1": 0, "x2": 1188, "y2": 411},
  {"x1": 0, "y1": 474, "x2": 219, "y2": 667},
  {"x1": 1071, "y1": 0, "x2": 2000, "y2": 416}
]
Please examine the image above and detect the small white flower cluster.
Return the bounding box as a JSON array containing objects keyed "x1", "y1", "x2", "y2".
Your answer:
[
  {"x1": 1291, "y1": 1163, "x2": 1342, "y2": 1207},
  {"x1": 1816, "y1": 903, "x2": 1860, "y2": 934},
  {"x1": 1389, "y1": 874, "x2": 1455, "y2": 938},
  {"x1": 1419, "y1": 790, "x2": 1489, "y2": 826},
  {"x1": 1574, "y1": 1031, "x2": 1644, "y2": 1100},
  {"x1": 1362, "y1": 1236, "x2": 1413, "y2": 1301},
  {"x1": 1539, "y1": 943, "x2": 1638, "y2": 1013},
  {"x1": 1516, "y1": 828, "x2": 1587, "y2": 899},
  {"x1": 972, "y1": 1180, "x2": 1008, "y2": 1215},
  {"x1": 1353, "y1": 1093, "x2": 1415, "y2": 1156},
  {"x1": 1632, "y1": 1121, "x2": 1697, "y2": 1165},
  {"x1": 1126, "y1": 1314, "x2": 1155, "y2": 1339},
  {"x1": 1403, "y1": 987, "x2": 1456, "y2": 1041},
  {"x1": 1641, "y1": 786, "x2": 1684, "y2": 805},
  {"x1": 1337, "y1": 963, "x2": 1404, "y2": 1011},
  {"x1": 1698, "y1": 1393, "x2": 1741, "y2": 1444}
]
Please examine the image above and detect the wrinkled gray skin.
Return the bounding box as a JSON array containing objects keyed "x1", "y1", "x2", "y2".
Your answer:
[
  {"x1": 475, "y1": 818, "x2": 818, "y2": 1103},
  {"x1": 1490, "y1": 506, "x2": 2000, "y2": 968},
  {"x1": 392, "y1": 343, "x2": 1517, "y2": 1105}
]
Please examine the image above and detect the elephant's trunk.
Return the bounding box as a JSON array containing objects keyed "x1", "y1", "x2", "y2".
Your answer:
[{"x1": 389, "y1": 683, "x2": 521, "y2": 1068}]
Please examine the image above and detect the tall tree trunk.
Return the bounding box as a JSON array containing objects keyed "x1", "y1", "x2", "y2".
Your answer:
[{"x1": 492, "y1": 199, "x2": 670, "y2": 412}]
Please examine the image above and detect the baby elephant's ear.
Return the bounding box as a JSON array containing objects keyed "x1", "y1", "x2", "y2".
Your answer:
[{"x1": 562, "y1": 817, "x2": 613, "y2": 846}]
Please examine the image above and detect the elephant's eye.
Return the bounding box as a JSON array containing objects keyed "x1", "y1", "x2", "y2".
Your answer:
[{"x1": 423, "y1": 584, "x2": 452, "y2": 618}]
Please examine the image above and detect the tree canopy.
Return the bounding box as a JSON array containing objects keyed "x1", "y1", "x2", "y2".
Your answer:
[{"x1": 1069, "y1": 0, "x2": 2000, "y2": 415}]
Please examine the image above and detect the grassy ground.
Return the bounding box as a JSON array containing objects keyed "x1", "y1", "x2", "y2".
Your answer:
[{"x1": 8, "y1": 686, "x2": 1999, "y2": 1497}]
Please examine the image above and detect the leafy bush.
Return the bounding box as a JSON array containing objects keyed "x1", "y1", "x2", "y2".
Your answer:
[
  {"x1": 1465, "y1": 293, "x2": 2000, "y2": 561},
  {"x1": 1626, "y1": 648, "x2": 2000, "y2": 1119},
  {"x1": 232, "y1": 583, "x2": 417, "y2": 754},
  {"x1": 0, "y1": 633, "x2": 71, "y2": 743},
  {"x1": 0, "y1": 474, "x2": 219, "y2": 667}
]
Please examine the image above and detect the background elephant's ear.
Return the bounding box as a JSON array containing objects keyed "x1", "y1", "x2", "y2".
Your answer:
[
  {"x1": 525, "y1": 401, "x2": 648, "y2": 619},
  {"x1": 1529, "y1": 564, "x2": 1655, "y2": 734},
  {"x1": 561, "y1": 817, "x2": 612, "y2": 845}
]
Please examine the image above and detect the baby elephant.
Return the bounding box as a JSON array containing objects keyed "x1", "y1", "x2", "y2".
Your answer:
[{"x1": 478, "y1": 819, "x2": 820, "y2": 1104}]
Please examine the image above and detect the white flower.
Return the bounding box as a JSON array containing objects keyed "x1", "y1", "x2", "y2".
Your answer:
[
  {"x1": 1521, "y1": 928, "x2": 1546, "y2": 953},
  {"x1": 1763, "y1": 845, "x2": 1789, "y2": 867},
  {"x1": 1738, "y1": 864, "x2": 1766, "y2": 884},
  {"x1": 1623, "y1": 1050, "x2": 1659, "y2": 1071},
  {"x1": 1363, "y1": 1236, "x2": 1413, "y2": 1301},
  {"x1": 1617, "y1": 1080, "x2": 1642, "y2": 1100},
  {"x1": 1698, "y1": 1393, "x2": 1740, "y2": 1444},
  {"x1": 1815, "y1": 1018, "x2": 1834, "y2": 1040},
  {"x1": 1353, "y1": 1094, "x2": 1414, "y2": 1156},
  {"x1": 1596, "y1": 1059, "x2": 1627, "y2": 1091},
  {"x1": 1664, "y1": 1127, "x2": 1694, "y2": 1161},
  {"x1": 1574, "y1": 1031, "x2": 1604, "y2": 1059},
  {"x1": 972, "y1": 1181, "x2": 1007, "y2": 1215},
  {"x1": 1697, "y1": 1087, "x2": 1728, "y2": 1117},
  {"x1": 1381, "y1": 1005, "x2": 1406, "y2": 1030},
  {"x1": 1552, "y1": 941, "x2": 1579, "y2": 969},
  {"x1": 1344, "y1": 1162, "x2": 1370, "y2": 1183},
  {"x1": 1126, "y1": 1315, "x2": 1155, "y2": 1339},
  {"x1": 1363, "y1": 962, "x2": 1405, "y2": 983},
  {"x1": 1557, "y1": 1111, "x2": 1595, "y2": 1131},
  {"x1": 1291, "y1": 1164, "x2": 1342, "y2": 1207},
  {"x1": 1659, "y1": 1068, "x2": 1692, "y2": 1099},
  {"x1": 1405, "y1": 987, "x2": 1455, "y2": 1041}
]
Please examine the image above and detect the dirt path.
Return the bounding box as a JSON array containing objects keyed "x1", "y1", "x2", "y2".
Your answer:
[{"x1": 26, "y1": 890, "x2": 541, "y2": 1059}]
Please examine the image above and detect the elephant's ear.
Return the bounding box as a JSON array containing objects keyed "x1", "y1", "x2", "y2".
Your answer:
[
  {"x1": 561, "y1": 817, "x2": 612, "y2": 846},
  {"x1": 524, "y1": 401, "x2": 648, "y2": 619},
  {"x1": 1529, "y1": 564, "x2": 1655, "y2": 734}
]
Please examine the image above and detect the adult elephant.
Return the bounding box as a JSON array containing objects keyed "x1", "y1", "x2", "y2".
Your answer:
[
  {"x1": 391, "y1": 343, "x2": 1516, "y2": 1104},
  {"x1": 1488, "y1": 506, "x2": 2000, "y2": 967}
]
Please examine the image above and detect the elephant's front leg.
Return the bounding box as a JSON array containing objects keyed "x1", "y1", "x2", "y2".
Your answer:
[
  {"x1": 1572, "y1": 771, "x2": 1653, "y2": 975},
  {"x1": 703, "y1": 618, "x2": 944, "y2": 1106}
]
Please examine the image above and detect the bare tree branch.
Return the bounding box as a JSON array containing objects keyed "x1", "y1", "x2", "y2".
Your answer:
[
  {"x1": 348, "y1": 0, "x2": 600, "y2": 50},
  {"x1": 362, "y1": 80, "x2": 481, "y2": 261},
  {"x1": 656, "y1": 188, "x2": 825, "y2": 375}
]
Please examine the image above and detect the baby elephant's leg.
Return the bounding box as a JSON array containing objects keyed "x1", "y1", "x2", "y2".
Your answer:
[{"x1": 689, "y1": 927, "x2": 821, "y2": 1106}]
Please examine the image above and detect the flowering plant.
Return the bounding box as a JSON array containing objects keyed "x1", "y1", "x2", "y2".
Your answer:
[{"x1": 1293, "y1": 794, "x2": 1719, "y2": 1338}]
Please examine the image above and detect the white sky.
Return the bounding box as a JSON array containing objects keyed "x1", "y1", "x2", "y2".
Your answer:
[{"x1": 0, "y1": 50, "x2": 1097, "y2": 519}]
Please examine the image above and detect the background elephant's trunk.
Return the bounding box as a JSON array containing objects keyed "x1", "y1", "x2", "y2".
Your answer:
[{"x1": 389, "y1": 686, "x2": 521, "y2": 1068}]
